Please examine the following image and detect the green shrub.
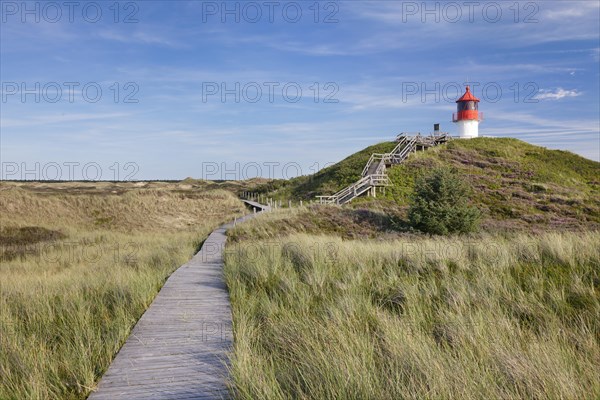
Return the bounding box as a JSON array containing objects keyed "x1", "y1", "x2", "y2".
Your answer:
[{"x1": 408, "y1": 168, "x2": 480, "y2": 235}]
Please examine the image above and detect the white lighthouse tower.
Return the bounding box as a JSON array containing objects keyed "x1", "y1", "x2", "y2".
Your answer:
[{"x1": 453, "y1": 85, "x2": 482, "y2": 138}]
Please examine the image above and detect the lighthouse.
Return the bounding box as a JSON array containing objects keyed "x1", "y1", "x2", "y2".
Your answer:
[{"x1": 453, "y1": 85, "x2": 482, "y2": 138}]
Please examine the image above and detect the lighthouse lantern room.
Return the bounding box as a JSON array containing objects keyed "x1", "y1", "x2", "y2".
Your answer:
[{"x1": 453, "y1": 85, "x2": 482, "y2": 138}]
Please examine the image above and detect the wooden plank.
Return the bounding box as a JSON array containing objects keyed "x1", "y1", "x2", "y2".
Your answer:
[{"x1": 88, "y1": 208, "x2": 264, "y2": 399}]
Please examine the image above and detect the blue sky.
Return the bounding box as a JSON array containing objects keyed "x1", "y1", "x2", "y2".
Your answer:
[{"x1": 1, "y1": 0, "x2": 599, "y2": 180}]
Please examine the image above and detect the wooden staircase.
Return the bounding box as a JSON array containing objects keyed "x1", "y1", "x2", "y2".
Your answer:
[{"x1": 317, "y1": 133, "x2": 451, "y2": 205}]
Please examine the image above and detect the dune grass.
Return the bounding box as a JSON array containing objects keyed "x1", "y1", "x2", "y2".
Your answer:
[
  {"x1": 224, "y1": 229, "x2": 600, "y2": 399},
  {"x1": 0, "y1": 184, "x2": 245, "y2": 399},
  {"x1": 227, "y1": 205, "x2": 408, "y2": 242}
]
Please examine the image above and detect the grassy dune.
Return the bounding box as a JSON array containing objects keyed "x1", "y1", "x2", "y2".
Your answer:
[
  {"x1": 385, "y1": 138, "x2": 600, "y2": 231},
  {"x1": 225, "y1": 227, "x2": 600, "y2": 399},
  {"x1": 0, "y1": 183, "x2": 245, "y2": 399},
  {"x1": 253, "y1": 138, "x2": 600, "y2": 232}
]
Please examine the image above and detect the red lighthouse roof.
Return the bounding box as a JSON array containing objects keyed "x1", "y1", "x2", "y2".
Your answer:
[{"x1": 456, "y1": 85, "x2": 480, "y2": 103}]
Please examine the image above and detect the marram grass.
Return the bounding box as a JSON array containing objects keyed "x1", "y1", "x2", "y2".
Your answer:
[{"x1": 224, "y1": 231, "x2": 600, "y2": 399}]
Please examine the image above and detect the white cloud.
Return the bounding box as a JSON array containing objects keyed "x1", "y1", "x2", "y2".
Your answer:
[
  {"x1": 346, "y1": 1, "x2": 599, "y2": 51},
  {"x1": 0, "y1": 112, "x2": 132, "y2": 128},
  {"x1": 96, "y1": 29, "x2": 183, "y2": 48},
  {"x1": 542, "y1": 1, "x2": 600, "y2": 20},
  {"x1": 535, "y1": 88, "x2": 582, "y2": 101}
]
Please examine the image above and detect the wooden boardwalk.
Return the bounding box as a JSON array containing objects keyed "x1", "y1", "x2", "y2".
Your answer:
[
  {"x1": 89, "y1": 208, "x2": 266, "y2": 400},
  {"x1": 241, "y1": 199, "x2": 271, "y2": 212}
]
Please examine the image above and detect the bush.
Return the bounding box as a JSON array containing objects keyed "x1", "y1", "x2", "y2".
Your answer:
[{"x1": 408, "y1": 168, "x2": 480, "y2": 235}]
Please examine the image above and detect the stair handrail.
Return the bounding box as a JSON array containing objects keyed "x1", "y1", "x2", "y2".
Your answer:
[
  {"x1": 334, "y1": 174, "x2": 389, "y2": 205},
  {"x1": 400, "y1": 134, "x2": 418, "y2": 157},
  {"x1": 361, "y1": 155, "x2": 376, "y2": 177},
  {"x1": 361, "y1": 153, "x2": 386, "y2": 177},
  {"x1": 389, "y1": 135, "x2": 408, "y2": 156},
  {"x1": 363, "y1": 134, "x2": 407, "y2": 175},
  {"x1": 362, "y1": 134, "x2": 409, "y2": 177},
  {"x1": 317, "y1": 132, "x2": 451, "y2": 205},
  {"x1": 333, "y1": 175, "x2": 372, "y2": 198}
]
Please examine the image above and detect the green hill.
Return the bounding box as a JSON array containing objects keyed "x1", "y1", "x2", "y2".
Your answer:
[{"x1": 255, "y1": 137, "x2": 600, "y2": 232}]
